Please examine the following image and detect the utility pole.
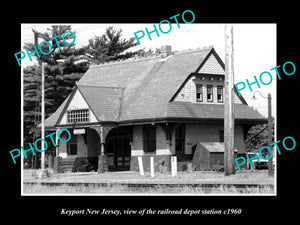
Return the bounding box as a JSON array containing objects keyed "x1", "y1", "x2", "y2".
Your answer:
[
  {"x1": 33, "y1": 29, "x2": 48, "y2": 178},
  {"x1": 39, "y1": 61, "x2": 48, "y2": 178},
  {"x1": 252, "y1": 91, "x2": 273, "y2": 176},
  {"x1": 224, "y1": 25, "x2": 235, "y2": 176}
]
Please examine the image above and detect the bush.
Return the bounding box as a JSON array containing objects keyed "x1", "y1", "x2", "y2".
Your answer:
[{"x1": 73, "y1": 157, "x2": 96, "y2": 172}]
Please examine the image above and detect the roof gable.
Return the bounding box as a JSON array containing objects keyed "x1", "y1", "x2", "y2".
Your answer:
[
  {"x1": 57, "y1": 87, "x2": 99, "y2": 125},
  {"x1": 170, "y1": 48, "x2": 247, "y2": 105},
  {"x1": 197, "y1": 51, "x2": 225, "y2": 75}
]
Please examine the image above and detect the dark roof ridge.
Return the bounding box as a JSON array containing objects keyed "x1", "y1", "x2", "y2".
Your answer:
[
  {"x1": 87, "y1": 46, "x2": 214, "y2": 69},
  {"x1": 88, "y1": 55, "x2": 160, "y2": 69},
  {"x1": 174, "y1": 45, "x2": 213, "y2": 55},
  {"x1": 77, "y1": 84, "x2": 124, "y2": 89}
]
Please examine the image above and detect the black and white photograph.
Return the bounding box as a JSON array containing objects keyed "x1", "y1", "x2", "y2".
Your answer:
[
  {"x1": 20, "y1": 23, "x2": 277, "y2": 195},
  {"x1": 4, "y1": 5, "x2": 298, "y2": 222}
]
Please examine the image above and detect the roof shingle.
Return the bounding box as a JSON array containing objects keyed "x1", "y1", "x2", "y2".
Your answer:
[
  {"x1": 45, "y1": 47, "x2": 267, "y2": 128},
  {"x1": 166, "y1": 102, "x2": 266, "y2": 122},
  {"x1": 78, "y1": 85, "x2": 123, "y2": 122}
]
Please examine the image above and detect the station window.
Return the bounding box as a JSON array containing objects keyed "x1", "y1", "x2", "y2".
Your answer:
[
  {"x1": 207, "y1": 85, "x2": 213, "y2": 102},
  {"x1": 68, "y1": 135, "x2": 77, "y2": 155},
  {"x1": 175, "y1": 124, "x2": 185, "y2": 153},
  {"x1": 196, "y1": 84, "x2": 203, "y2": 102},
  {"x1": 217, "y1": 86, "x2": 223, "y2": 103},
  {"x1": 143, "y1": 125, "x2": 156, "y2": 153},
  {"x1": 67, "y1": 109, "x2": 89, "y2": 123}
]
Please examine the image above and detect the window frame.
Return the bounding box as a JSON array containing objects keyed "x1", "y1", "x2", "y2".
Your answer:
[
  {"x1": 196, "y1": 84, "x2": 203, "y2": 102},
  {"x1": 143, "y1": 125, "x2": 156, "y2": 153},
  {"x1": 206, "y1": 85, "x2": 213, "y2": 102},
  {"x1": 67, "y1": 135, "x2": 77, "y2": 155},
  {"x1": 217, "y1": 85, "x2": 224, "y2": 103},
  {"x1": 175, "y1": 124, "x2": 185, "y2": 154},
  {"x1": 67, "y1": 109, "x2": 90, "y2": 123}
]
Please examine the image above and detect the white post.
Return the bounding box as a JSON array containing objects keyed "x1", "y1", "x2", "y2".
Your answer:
[
  {"x1": 171, "y1": 156, "x2": 177, "y2": 177},
  {"x1": 138, "y1": 156, "x2": 144, "y2": 176},
  {"x1": 150, "y1": 157, "x2": 154, "y2": 177}
]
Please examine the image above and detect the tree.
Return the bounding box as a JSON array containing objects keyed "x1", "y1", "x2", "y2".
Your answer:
[
  {"x1": 24, "y1": 25, "x2": 89, "y2": 115},
  {"x1": 85, "y1": 26, "x2": 140, "y2": 64},
  {"x1": 245, "y1": 117, "x2": 275, "y2": 153},
  {"x1": 28, "y1": 26, "x2": 88, "y2": 109},
  {"x1": 23, "y1": 25, "x2": 89, "y2": 168},
  {"x1": 23, "y1": 25, "x2": 142, "y2": 168},
  {"x1": 23, "y1": 65, "x2": 42, "y2": 168}
]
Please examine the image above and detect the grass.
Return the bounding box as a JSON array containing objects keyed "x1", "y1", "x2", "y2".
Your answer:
[
  {"x1": 23, "y1": 169, "x2": 274, "y2": 184},
  {"x1": 22, "y1": 169, "x2": 275, "y2": 195},
  {"x1": 23, "y1": 183, "x2": 274, "y2": 195}
]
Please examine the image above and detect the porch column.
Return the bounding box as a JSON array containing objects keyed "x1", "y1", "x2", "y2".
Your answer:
[
  {"x1": 100, "y1": 141, "x2": 105, "y2": 155},
  {"x1": 95, "y1": 125, "x2": 108, "y2": 173}
]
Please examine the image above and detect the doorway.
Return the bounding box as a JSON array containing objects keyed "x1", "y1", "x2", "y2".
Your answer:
[{"x1": 105, "y1": 127, "x2": 131, "y2": 171}]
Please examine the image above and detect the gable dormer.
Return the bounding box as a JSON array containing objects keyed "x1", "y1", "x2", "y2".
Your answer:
[
  {"x1": 171, "y1": 49, "x2": 244, "y2": 104},
  {"x1": 198, "y1": 50, "x2": 225, "y2": 75},
  {"x1": 58, "y1": 86, "x2": 99, "y2": 125}
]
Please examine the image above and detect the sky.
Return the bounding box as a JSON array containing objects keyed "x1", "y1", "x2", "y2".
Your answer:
[{"x1": 21, "y1": 23, "x2": 276, "y2": 118}]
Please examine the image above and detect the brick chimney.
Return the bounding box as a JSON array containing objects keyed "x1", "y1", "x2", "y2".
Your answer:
[{"x1": 160, "y1": 45, "x2": 172, "y2": 57}]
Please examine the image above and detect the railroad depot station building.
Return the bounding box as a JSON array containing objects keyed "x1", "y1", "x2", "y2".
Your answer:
[{"x1": 45, "y1": 45, "x2": 266, "y2": 173}]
